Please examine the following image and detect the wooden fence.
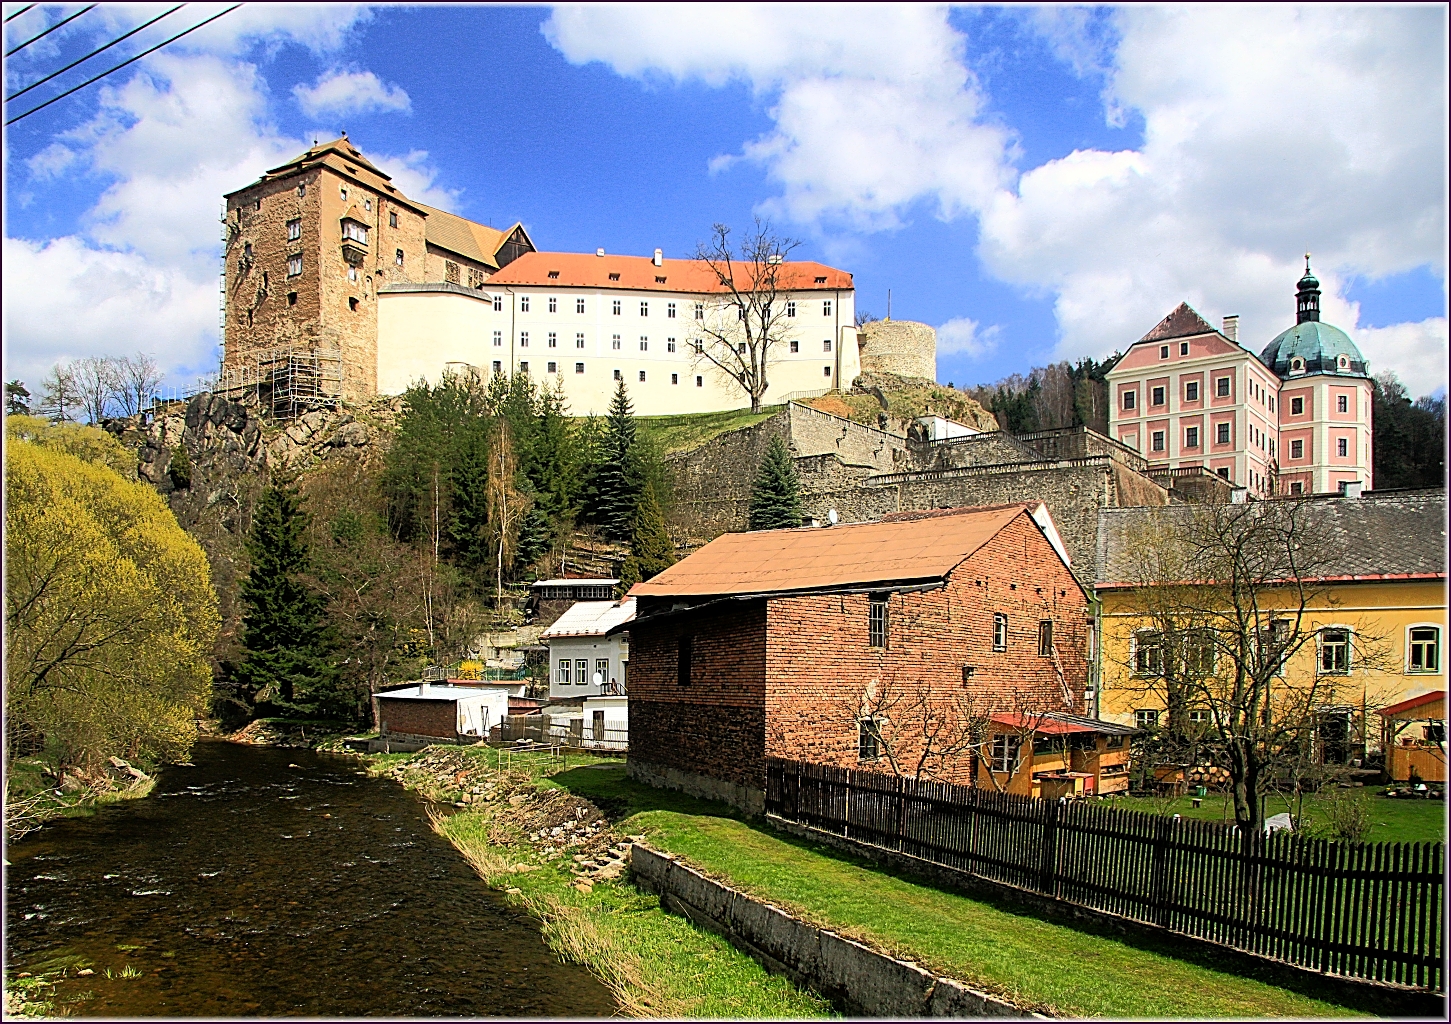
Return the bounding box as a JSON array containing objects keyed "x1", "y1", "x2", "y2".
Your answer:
[
  {"x1": 765, "y1": 758, "x2": 1444, "y2": 991},
  {"x1": 495, "y1": 714, "x2": 627, "y2": 753}
]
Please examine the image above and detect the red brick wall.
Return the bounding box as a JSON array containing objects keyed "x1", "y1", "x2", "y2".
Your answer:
[
  {"x1": 765, "y1": 513, "x2": 1090, "y2": 783},
  {"x1": 628, "y1": 600, "x2": 767, "y2": 789},
  {"x1": 379, "y1": 698, "x2": 458, "y2": 740}
]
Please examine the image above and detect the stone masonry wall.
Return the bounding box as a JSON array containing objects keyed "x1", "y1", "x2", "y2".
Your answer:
[{"x1": 857, "y1": 320, "x2": 937, "y2": 380}]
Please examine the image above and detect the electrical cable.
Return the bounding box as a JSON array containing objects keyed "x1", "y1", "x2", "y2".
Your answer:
[
  {"x1": 4, "y1": 5, "x2": 37, "y2": 24},
  {"x1": 5, "y1": 4, "x2": 183, "y2": 104},
  {"x1": 6, "y1": 5, "x2": 97, "y2": 58},
  {"x1": 6, "y1": 4, "x2": 241, "y2": 126}
]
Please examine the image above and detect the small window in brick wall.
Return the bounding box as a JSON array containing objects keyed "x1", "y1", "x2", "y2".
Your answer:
[
  {"x1": 1038, "y1": 620, "x2": 1054, "y2": 657},
  {"x1": 993, "y1": 613, "x2": 1008, "y2": 651},
  {"x1": 858, "y1": 719, "x2": 882, "y2": 761},
  {"x1": 869, "y1": 594, "x2": 889, "y2": 648},
  {"x1": 677, "y1": 635, "x2": 692, "y2": 686}
]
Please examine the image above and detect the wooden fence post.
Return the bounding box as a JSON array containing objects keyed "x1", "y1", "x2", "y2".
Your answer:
[
  {"x1": 895, "y1": 773, "x2": 907, "y2": 853},
  {"x1": 1039, "y1": 798, "x2": 1060, "y2": 897},
  {"x1": 1150, "y1": 814, "x2": 1173, "y2": 928}
]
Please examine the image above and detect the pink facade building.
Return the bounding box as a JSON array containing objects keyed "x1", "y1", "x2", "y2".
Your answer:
[{"x1": 1107, "y1": 261, "x2": 1373, "y2": 496}]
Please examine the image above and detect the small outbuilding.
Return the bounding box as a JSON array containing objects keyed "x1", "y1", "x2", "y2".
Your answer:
[
  {"x1": 374, "y1": 683, "x2": 511, "y2": 745},
  {"x1": 1378, "y1": 690, "x2": 1446, "y2": 783}
]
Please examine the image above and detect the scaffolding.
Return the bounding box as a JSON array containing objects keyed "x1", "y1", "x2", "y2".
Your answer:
[{"x1": 214, "y1": 345, "x2": 345, "y2": 421}]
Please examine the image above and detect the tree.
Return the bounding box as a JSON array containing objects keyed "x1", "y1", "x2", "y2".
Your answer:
[
  {"x1": 236, "y1": 485, "x2": 338, "y2": 717},
  {"x1": 1372, "y1": 371, "x2": 1446, "y2": 488},
  {"x1": 5, "y1": 437, "x2": 218, "y2": 771},
  {"x1": 592, "y1": 379, "x2": 641, "y2": 543},
  {"x1": 690, "y1": 219, "x2": 803, "y2": 412},
  {"x1": 748, "y1": 435, "x2": 803, "y2": 530},
  {"x1": 617, "y1": 480, "x2": 675, "y2": 593},
  {"x1": 1110, "y1": 501, "x2": 1395, "y2": 842},
  {"x1": 6, "y1": 380, "x2": 31, "y2": 415},
  {"x1": 117, "y1": 353, "x2": 163, "y2": 417},
  {"x1": 41, "y1": 363, "x2": 79, "y2": 423},
  {"x1": 71, "y1": 356, "x2": 122, "y2": 425}
]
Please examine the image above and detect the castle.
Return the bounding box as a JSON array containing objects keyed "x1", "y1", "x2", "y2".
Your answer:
[{"x1": 220, "y1": 136, "x2": 930, "y2": 417}]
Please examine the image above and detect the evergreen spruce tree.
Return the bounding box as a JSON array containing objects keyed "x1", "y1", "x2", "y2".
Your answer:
[
  {"x1": 748, "y1": 436, "x2": 803, "y2": 530},
  {"x1": 236, "y1": 485, "x2": 337, "y2": 717},
  {"x1": 593, "y1": 379, "x2": 641, "y2": 543},
  {"x1": 618, "y1": 481, "x2": 675, "y2": 594}
]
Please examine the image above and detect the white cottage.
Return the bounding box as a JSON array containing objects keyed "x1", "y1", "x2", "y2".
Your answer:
[{"x1": 542, "y1": 598, "x2": 635, "y2": 700}]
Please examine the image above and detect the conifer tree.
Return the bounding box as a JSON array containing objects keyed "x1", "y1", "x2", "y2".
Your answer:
[
  {"x1": 618, "y1": 481, "x2": 675, "y2": 594},
  {"x1": 236, "y1": 484, "x2": 337, "y2": 716},
  {"x1": 748, "y1": 435, "x2": 803, "y2": 530},
  {"x1": 593, "y1": 379, "x2": 641, "y2": 543}
]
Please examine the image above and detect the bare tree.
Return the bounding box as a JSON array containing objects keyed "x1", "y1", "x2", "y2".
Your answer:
[
  {"x1": 1110, "y1": 501, "x2": 1396, "y2": 842},
  {"x1": 690, "y1": 219, "x2": 803, "y2": 412},
  {"x1": 117, "y1": 353, "x2": 164, "y2": 417},
  {"x1": 70, "y1": 356, "x2": 122, "y2": 425},
  {"x1": 40, "y1": 363, "x2": 80, "y2": 423}
]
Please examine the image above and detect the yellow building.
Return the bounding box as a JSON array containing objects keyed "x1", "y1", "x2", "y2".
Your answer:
[{"x1": 1094, "y1": 489, "x2": 1446, "y2": 766}]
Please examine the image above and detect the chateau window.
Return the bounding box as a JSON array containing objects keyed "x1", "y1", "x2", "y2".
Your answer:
[
  {"x1": 1152, "y1": 386, "x2": 1165, "y2": 406},
  {"x1": 1337, "y1": 395, "x2": 1348, "y2": 413},
  {"x1": 395, "y1": 249, "x2": 404, "y2": 267},
  {"x1": 1291, "y1": 396, "x2": 1304, "y2": 415},
  {"x1": 695, "y1": 375, "x2": 703, "y2": 387},
  {"x1": 1337, "y1": 437, "x2": 1348, "y2": 458},
  {"x1": 737, "y1": 343, "x2": 747, "y2": 355},
  {"x1": 666, "y1": 338, "x2": 676, "y2": 353},
  {"x1": 576, "y1": 333, "x2": 585, "y2": 348},
  {"x1": 1409, "y1": 626, "x2": 1440, "y2": 673},
  {"x1": 993, "y1": 613, "x2": 1008, "y2": 651},
  {"x1": 612, "y1": 300, "x2": 622, "y2": 315},
  {"x1": 547, "y1": 361, "x2": 557, "y2": 374},
  {"x1": 667, "y1": 302, "x2": 676, "y2": 318},
  {"x1": 1269, "y1": 397, "x2": 1275, "y2": 412},
  {"x1": 1319, "y1": 629, "x2": 1351, "y2": 674},
  {"x1": 823, "y1": 338, "x2": 832, "y2": 352},
  {"x1": 1038, "y1": 620, "x2": 1054, "y2": 658},
  {"x1": 790, "y1": 340, "x2": 799, "y2": 353},
  {"x1": 287, "y1": 255, "x2": 302, "y2": 277},
  {"x1": 1290, "y1": 481, "x2": 1303, "y2": 495},
  {"x1": 1160, "y1": 345, "x2": 1170, "y2": 359},
  {"x1": 348, "y1": 266, "x2": 358, "y2": 282},
  {"x1": 548, "y1": 332, "x2": 558, "y2": 348},
  {"x1": 640, "y1": 301, "x2": 649, "y2": 317},
  {"x1": 577, "y1": 298, "x2": 586, "y2": 314},
  {"x1": 787, "y1": 300, "x2": 796, "y2": 318},
  {"x1": 1135, "y1": 709, "x2": 1161, "y2": 730},
  {"x1": 287, "y1": 292, "x2": 297, "y2": 306},
  {"x1": 1216, "y1": 377, "x2": 1230, "y2": 398},
  {"x1": 868, "y1": 593, "x2": 889, "y2": 649},
  {"x1": 671, "y1": 373, "x2": 679, "y2": 385},
  {"x1": 520, "y1": 296, "x2": 530, "y2": 312},
  {"x1": 824, "y1": 366, "x2": 832, "y2": 376},
  {"x1": 1185, "y1": 426, "x2": 1199, "y2": 448},
  {"x1": 823, "y1": 299, "x2": 833, "y2": 316},
  {"x1": 492, "y1": 360, "x2": 502, "y2": 374},
  {"x1": 1216, "y1": 423, "x2": 1230, "y2": 445},
  {"x1": 858, "y1": 719, "x2": 882, "y2": 761},
  {"x1": 1180, "y1": 342, "x2": 1189, "y2": 355},
  {"x1": 639, "y1": 337, "x2": 648, "y2": 351},
  {"x1": 389, "y1": 211, "x2": 398, "y2": 228},
  {"x1": 694, "y1": 340, "x2": 703, "y2": 354},
  {"x1": 990, "y1": 734, "x2": 1020, "y2": 774},
  {"x1": 613, "y1": 369, "x2": 622, "y2": 381},
  {"x1": 639, "y1": 371, "x2": 646, "y2": 382},
  {"x1": 575, "y1": 363, "x2": 585, "y2": 374},
  {"x1": 493, "y1": 331, "x2": 502, "y2": 347},
  {"x1": 364, "y1": 198, "x2": 372, "y2": 212},
  {"x1": 612, "y1": 335, "x2": 621, "y2": 350},
  {"x1": 1122, "y1": 390, "x2": 1136, "y2": 410},
  {"x1": 287, "y1": 219, "x2": 301, "y2": 241},
  {"x1": 298, "y1": 184, "x2": 306, "y2": 197},
  {"x1": 1290, "y1": 439, "x2": 1303, "y2": 459},
  {"x1": 519, "y1": 361, "x2": 529, "y2": 374},
  {"x1": 1151, "y1": 431, "x2": 1165, "y2": 451},
  {"x1": 445, "y1": 261, "x2": 460, "y2": 284},
  {"x1": 694, "y1": 303, "x2": 704, "y2": 320},
  {"x1": 520, "y1": 332, "x2": 530, "y2": 348},
  {"x1": 549, "y1": 296, "x2": 557, "y2": 313},
  {"x1": 342, "y1": 220, "x2": 368, "y2": 245},
  {"x1": 1185, "y1": 380, "x2": 1199, "y2": 401}
]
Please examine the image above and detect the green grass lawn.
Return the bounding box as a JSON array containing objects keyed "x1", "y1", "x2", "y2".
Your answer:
[
  {"x1": 547, "y1": 763, "x2": 1384, "y2": 1019},
  {"x1": 635, "y1": 406, "x2": 781, "y2": 455},
  {"x1": 1106, "y1": 788, "x2": 1446, "y2": 845}
]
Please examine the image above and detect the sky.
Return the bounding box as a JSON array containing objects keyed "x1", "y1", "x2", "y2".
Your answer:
[{"x1": 3, "y1": 3, "x2": 1447, "y2": 400}]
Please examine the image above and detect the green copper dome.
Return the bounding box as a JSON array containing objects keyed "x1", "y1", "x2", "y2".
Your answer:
[{"x1": 1260, "y1": 320, "x2": 1368, "y2": 378}]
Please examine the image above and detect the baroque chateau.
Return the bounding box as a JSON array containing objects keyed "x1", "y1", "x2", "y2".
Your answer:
[{"x1": 222, "y1": 136, "x2": 1375, "y2": 494}]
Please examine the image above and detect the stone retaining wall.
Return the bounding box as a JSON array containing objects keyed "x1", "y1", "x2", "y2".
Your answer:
[{"x1": 629, "y1": 843, "x2": 1040, "y2": 1018}]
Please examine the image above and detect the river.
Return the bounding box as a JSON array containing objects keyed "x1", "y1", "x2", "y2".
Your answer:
[{"x1": 4, "y1": 739, "x2": 617, "y2": 1017}]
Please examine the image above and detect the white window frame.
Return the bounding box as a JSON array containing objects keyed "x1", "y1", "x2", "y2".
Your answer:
[
  {"x1": 1318, "y1": 627, "x2": 1352, "y2": 675},
  {"x1": 1151, "y1": 431, "x2": 1165, "y2": 453},
  {"x1": 549, "y1": 296, "x2": 557, "y2": 313},
  {"x1": 577, "y1": 297, "x2": 586, "y2": 314},
  {"x1": 1135, "y1": 708, "x2": 1161, "y2": 730},
  {"x1": 520, "y1": 296, "x2": 530, "y2": 313},
  {"x1": 493, "y1": 331, "x2": 502, "y2": 347},
  {"x1": 640, "y1": 300, "x2": 649, "y2": 317},
  {"x1": 576, "y1": 659, "x2": 589, "y2": 685},
  {"x1": 287, "y1": 255, "x2": 302, "y2": 277},
  {"x1": 1337, "y1": 437, "x2": 1349, "y2": 458},
  {"x1": 787, "y1": 300, "x2": 796, "y2": 318},
  {"x1": 575, "y1": 362, "x2": 585, "y2": 374},
  {"x1": 1337, "y1": 394, "x2": 1348, "y2": 413},
  {"x1": 1291, "y1": 396, "x2": 1304, "y2": 415},
  {"x1": 667, "y1": 301, "x2": 676, "y2": 319},
  {"x1": 992, "y1": 613, "x2": 1007, "y2": 651},
  {"x1": 1123, "y1": 390, "x2": 1136, "y2": 411},
  {"x1": 990, "y1": 733, "x2": 1021, "y2": 774},
  {"x1": 557, "y1": 660, "x2": 571, "y2": 684},
  {"x1": 1290, "y1": 439, "x2": 1303, "y2": 460},
  {"x1": 576, "y1": 333, "x2": 585, "y2": 349},
  {"x1": 287, "y1": 218, "x2": 301, "y2": 241},
  {"x1": 548, "y1": 332, "x2": 557, "y2": 348},
  {"x1": 1185, "y1": 426, "x2": 1200, "y2": 449},
  {"x1": 1185, "y1": 381, "x2": 1199, "y2": 402},
  {"x1": 1152, "y1": 386, "x2": 1165, "y2": 406},
  {"x1": 612, "y1": 299, "x2": 622, "y2": 315},
  {"x1": 823, "y1": 299, "x2": 833, "y2": 316}
]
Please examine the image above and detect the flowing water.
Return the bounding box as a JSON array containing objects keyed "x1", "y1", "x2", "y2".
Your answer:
[{"x1": 4, "y1": 740, "x2": 617, "y2": 1018}]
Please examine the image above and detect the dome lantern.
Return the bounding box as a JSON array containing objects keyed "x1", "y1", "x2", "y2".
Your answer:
[{"x1": 1296, "y1": 253, "x2": 1320, "y2": 324}]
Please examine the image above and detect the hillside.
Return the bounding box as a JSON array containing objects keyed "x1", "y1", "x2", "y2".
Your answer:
[{"x1": 807, "y1": 373, "x2": 998, "y2": 434}]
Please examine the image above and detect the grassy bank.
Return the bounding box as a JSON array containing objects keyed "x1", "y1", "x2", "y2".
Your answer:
[
  {"x1": 375, "y1": 747, "x2": 1381, "y2": 1019},
  {"x1": 5, "y1": 756, "x2": 158, "y2": 840},
  {"x1": 368, "y1": 746, "x2": 831, "y2": 1018},
  {"x1": 635, "y1": 406, "x2": 780, "y2": 456}
]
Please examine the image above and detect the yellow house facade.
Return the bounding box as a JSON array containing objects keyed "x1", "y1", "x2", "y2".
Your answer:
[{"x1": 1094, "y1": 489, "x2": 1446, "y2": 766}]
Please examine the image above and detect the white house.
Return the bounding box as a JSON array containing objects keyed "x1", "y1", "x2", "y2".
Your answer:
[{"x1": 542, "y1": 598, "x2": 635, "y2": 700}]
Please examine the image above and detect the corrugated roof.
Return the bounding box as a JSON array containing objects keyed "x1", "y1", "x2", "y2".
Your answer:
[
  {"x1": 1096, "y1": 490, "x2": 1448, "y2": 587},
  {"x1": 1139, "y1": 301, "x2": 1221, "y2": 343},
  {"x1": 416, "y1": 203, "x2": 522, "y2": 268},
  {"x1": 375, "y1": 683, "x2": 508, "y2": 702},
  {"x1": 630, "y1": 504, "x2": 1036, "y2": 599},
  {"x1": 484, "y1": 251, "x2": 853, "y2": 294},
  {"x1": 541, "y1": 598, "x2": 636, "y2": 638}
]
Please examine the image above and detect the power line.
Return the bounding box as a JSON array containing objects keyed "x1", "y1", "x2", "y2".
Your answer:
[
  {"x1": 4, "y1": 5, "x2": 37, "y2": 24},
  {"x1": 6, "y1": 4, "x2": 242, "y2": 127},
  {"x1": 5, "y1": 4, "x2": 184, "y2": 104},
  {"x1": 6, "y1": 4, "x2": 97, "y2": 58}
]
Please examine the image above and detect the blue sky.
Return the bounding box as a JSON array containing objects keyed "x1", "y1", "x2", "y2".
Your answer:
[{"x1": 4, "y1": 4, "x2": 1447, "y2": 397}]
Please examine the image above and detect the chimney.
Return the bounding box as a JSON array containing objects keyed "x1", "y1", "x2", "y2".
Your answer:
[
  {"x1": 1222, "y1": 315, "x2": 1239, "y2": 343},
  {"x1": 1341, "y1": 480, "x2": 1364, "y2": 499},
  {"x1": 596, "y1": 248, "x2": 605, "y2": 257},
  {"x1": 653, "y1": 248, "x2": 663, "y2": 267}
]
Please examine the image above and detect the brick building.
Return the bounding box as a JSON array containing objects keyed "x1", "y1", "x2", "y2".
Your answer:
[{"x1": 622, "y1": 502, "x2": 1095, "y2": 812}]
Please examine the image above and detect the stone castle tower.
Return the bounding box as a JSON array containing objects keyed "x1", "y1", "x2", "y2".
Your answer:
[{"x1": 857, "y1": 319, "x2": 937, "y2": 380}]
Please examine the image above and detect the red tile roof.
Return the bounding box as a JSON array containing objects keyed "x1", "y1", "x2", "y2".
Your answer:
[
  {"x1": 630, "y1": 504, "x2": 1038, "y2": 599},
  {"x1": 484, "y1": 251, "x2": 852, "y2": 294}
]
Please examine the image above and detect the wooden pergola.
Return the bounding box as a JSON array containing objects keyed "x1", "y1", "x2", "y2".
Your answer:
[{"x1": 1377, "y1": 690, "x2": 1446, "y2": 783}]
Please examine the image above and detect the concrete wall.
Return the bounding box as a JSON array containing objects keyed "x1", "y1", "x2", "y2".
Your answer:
[
  {"x1": 630, "y1": 843, "x2": 1037, "y2": 1018},
  {"x1": 858, "y1": 320, "x2": 937, "y2": 381}
]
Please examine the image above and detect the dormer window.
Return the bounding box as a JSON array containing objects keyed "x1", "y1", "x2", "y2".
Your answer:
[
  {"x1": 1290, "y1": 357, "x2": 1304, "y2": 372},
  {"x1": 608, "y1": 272, "x2": 621, "y2": 281},
  {"x1": 342, "y1": 220, "x2": 369, "y2": 245},
  {"x1": 548, "y1": 270, "x2": 560, "y2": 279},
  {"x1": 655, "y1": 276, "x2": 666, "y2": 284},
  {"x1": 815, "y1": 276, "x2": 827, "y2": 284},
  {"x1": 1337, "y1": 355, "x2": 1349, "y2": 369}
]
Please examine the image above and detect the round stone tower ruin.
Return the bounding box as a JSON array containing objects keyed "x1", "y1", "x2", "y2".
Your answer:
[{"x1": 856, "y1": 319, "x2": 937, "y2": 381}]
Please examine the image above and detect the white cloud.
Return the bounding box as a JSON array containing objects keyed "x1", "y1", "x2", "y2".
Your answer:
[
  {"x1": 375, "y1": 149, "x2": 462, "y2": 212},
  {"x1": 1356, "y1": 318, "x2": 1449, "y2": 399},
  {"x1": 294, "y1": 68, "x2": 412, "y2": 119},
  {"x1": 935, "y1": 316, "x2": 1000, "y2": 359},
  {"x1": 26, "y1": 143, "x2": 78, "y2": 180}
]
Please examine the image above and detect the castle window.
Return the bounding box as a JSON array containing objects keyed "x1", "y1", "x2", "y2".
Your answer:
[
  {"x1": 668, "y1": 302, "x2": 676, "y2": 318},
  {"x1": 287, "y1": 292, "x2": 297, "y2": 306},
  {"x1": 612, "y1": 300, "x2": 622, "y2": 315},
  {"x1": 640, "y1": 301, "x2": 649, "y2": 317},
  {"x1": 493, "y1": 294, "x2": 503, "y2": 312},
  {"x1": 287, "y1": 219, "x2": 301, "y2": 241},
  {"x1": 824, "y1": 366, "x2": 832, "y2": 376},
  {"x1": 1185, "y1": 380, "x2": 1199, "y2": 401},
  {"x1": 577, "y1": 298, "x2": 586, "y2": 314},
  {"x1": 824, "y1": 338, "x2": 832, "y2": 352},
  {"x1": 1291, "y1": 357, "x2": 1304, "y2": 372},
  {"x1": 493, "y1": 361, "x2": 502, "y2": 374},
  {"x1": 1337, "y1": 437, "x2": 1348, "y2": 458},
  {"x1": 993, "y1": 613, "x2": 1008, "y2": 651},
  {"x1": 1290, "y1": 439, "x2": 1303, "y2": 459},
  {"x1": 1290, "y1": 481, "x2": 1303, "y2": 495},
  {"x1": 549, "y1": 296, "x2": 557, "y2": 313},
  {"x1": 445, "y1": 261, "x2": 460, "y2": 284},
  {"x1": 667, "y1": 338, "x2": 676, "y2": 353},
  {"x1": 639, "y1": 371, "x2": 647, "y2": 382},
  {"x1": 1151, "y1": 430, "x2": 1164, "y2": 452},
  {"x1": 695, "y1": 303, "x2": 704, "y2": 320},
  {"x1": 639, "y1": 337, "x2": 648, "y2": 351},
  {"x1": 1337, "y1": 395, "x2": 1348, "y2": 413},
  {"x1": 518, "y1": 361, "x2": 530, "y2": 374},
  {"x1": 243, "y1": 242, "x2": 253, "y2": 264},
  {"x1": 1038, "y1": 621, "x2": 1054, "y2": 658},
  {"x1": 1291, "y1": 396, "x2": 1304, "y2": 415},
  {"x1": 520, "y1": 332, "x2": 529, "y2": 348},
  {"x1": 576, "y1": 333, "x2": 585, "y2": 348},
  {"x1": 1152, "y1": 386, "x2": 1165, "y2": 406},
  {"x1": 364, "y1": 198, "x2": 372, "y2": 212},
  {"x1": 1122, "y1": 390, "x2": 1136, "y2": 410},
  {"x1": 787, "y1": 300, "x2": 796, "y2": 318},
  {"x1": 389, "y1": 211, "x2": 398, "y2": 228},
  {"x1": 1160, "y1": 345, "x2": 1170, "y2": 359},
  {"x1": 520, "y1": 296, "x2": 530, "y2": 312},
  {"x1": 548, "y1": 332, "x2": 557, "y2": 348},
  {"x1": 339, "y1": 186, "x2": 347, "y2": 200},
  {"x1": 395, "y1": 249, "x2": 404, "y2": 267},
  {"x1": 348, "y1": 297, "x2": 359, "y2": 311},
  {"x1": 493, "y1": 331, "x2": 502, "y2": 347},
  {"x1": 1216, "y1": 422, "x2": 1230, "y2": 445},
  {"x1": 609, "y1": 273, "x2": 621, "y2": 282},
  {"x1": 815, "y1": 275, "x2": 827, "y2": 284},
  {"x1": 656, "y1": 276, "x2": 666, "y2": 284},
  {"x1": 613, "y1": 369, "x2": 622, "y2": 381},
  {"x1": 671, "y1": 373, "x2": 679, "y2": 385},
  {"x1": 575, "y1": 362, "x2": 585, "y2": 374},
  {"x1": 737, "y1": 343, "x2": 746, "y2": 355},
  {"x1": 1216, "y1": 376, "x2": 1230, "y2": 397},
  {"x1": 287, "y1": 255, "x2": 302, "y2": 277},
  {"x1": 858, "y1": 719, "x2": 882, "y2": 761},
  {"x1": 1185, "y1": 426, "x2": 1199, "y2": 448},
  {"x1": 869, "y1": 594, "x2": 889, "y2": 648},
  {"x1": 696, "y1": 375, "x2": 703, "y2": 387},
  {"x1": 1180, "y1": 342, "x2": 1189, "y2": 355},
  {"x1": 790, "y1": 340, "x2": 799, "y2": 353},
  {"x1": 823, "y1": 299, "x2": 833, "y2": 316},
  {"x1": 547, "y1": 361, "x2": 557, "y2": 374},
  {"x1": 612, "y1": 335, "x2": 621, "y2": 350},
  {"x1": 348, "y1": 266, "x2": 358, "y2": 283},
  {"x1": 298, "y1": 184, "x2": 306, "y2": 197}
]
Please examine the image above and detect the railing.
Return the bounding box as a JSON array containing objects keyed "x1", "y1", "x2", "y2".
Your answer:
[
  {"x1": 766, "y1": 758, "x2": 1444, "y2": 991},
  {"x1": 495, "y1": 714, "x2": 627, "y2": 753}
]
